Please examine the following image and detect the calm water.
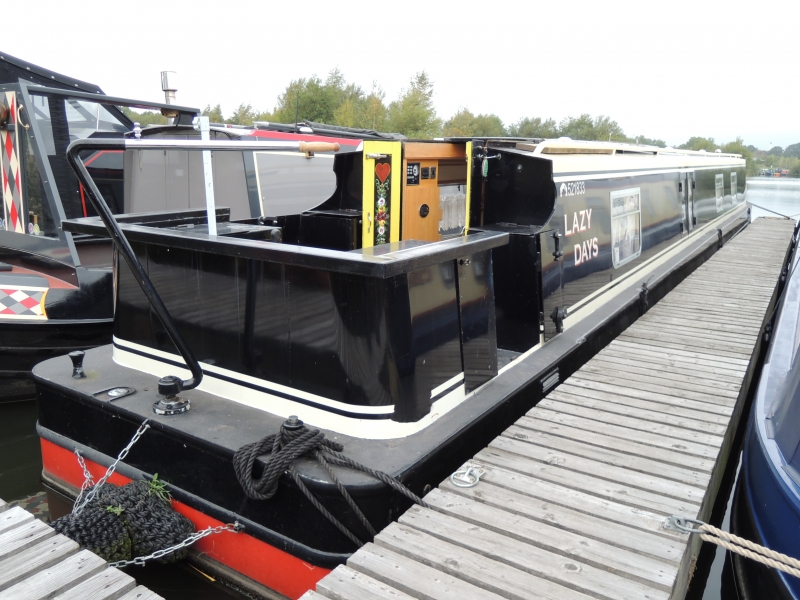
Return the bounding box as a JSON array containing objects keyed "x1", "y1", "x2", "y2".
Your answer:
[{"x1": 2, "y1": 178, "x2": 799, "y2": 599}]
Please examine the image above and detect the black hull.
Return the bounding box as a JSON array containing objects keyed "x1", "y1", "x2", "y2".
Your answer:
[{"x1": 0, "y1": 318, "x2": 111, "y2": 400}]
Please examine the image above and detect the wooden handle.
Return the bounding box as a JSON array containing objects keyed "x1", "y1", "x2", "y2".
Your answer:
[{"x1": 299, "y1": 141, "x2": 340, "y2": 153}]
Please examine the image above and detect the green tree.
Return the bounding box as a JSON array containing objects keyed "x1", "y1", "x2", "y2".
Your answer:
[
  {"x1": 121, "y1": 107, "x2": 167, "y2": 127},
  {"x1": 507, "y1": 117, "x2": 559, "y2": 138},
  {"x1": 472, "y1": 114, "x2": 506, "y2": 137},
  {"x1": 784, "y1": 143, "x2": 800, "y2": 158},
  {"x1": 387, "y1": 71, "x2": 442, "y2": 138},
  {"x1": 721, "y1": 137, "x2": 756, "y2": 175},
  {"x1": 678, "y1": 137, "x2": 717, "y2": 152},
  {"x1": 443, "y1": 108, "x2": 475, "y2": 137},
  {"x1": 360, "y1": 83, "x2": 388, "y2": 131},
  {"x1": 767, "y1": 146, "x2": 784, "y2": 156},
  {"x1": 202, "y1": 104, "x2": 225, "y2": 123},
  {"x1": 632, "y1": 136, "x2": 666, "y2": 148},
  {"x1": 228, "y1": 103, "x2": 259, "y2": 126},
  {"x1": 558, "y1": 114, "x2": 626, "y2": 141}
]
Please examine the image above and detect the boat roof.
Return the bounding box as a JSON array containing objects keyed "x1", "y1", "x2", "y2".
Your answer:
[{"x1": 0, "y1": 50, "x2": 104, "y2": 92}]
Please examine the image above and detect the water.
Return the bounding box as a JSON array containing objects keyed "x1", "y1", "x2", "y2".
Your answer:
[{"x1": 2, "y1": 179, "x2": 799, "y2": 599}]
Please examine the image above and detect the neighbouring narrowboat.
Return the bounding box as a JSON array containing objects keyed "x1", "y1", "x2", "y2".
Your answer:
[
  {"x1": 730, "y1": 192, "x2": 800, "y2": 599},
  {"x1": 34, "y1": 133, "x2": 750, "y2": 598},
  {"x1": 0, "y1": 51, "x2": 202, "y2": 397}
]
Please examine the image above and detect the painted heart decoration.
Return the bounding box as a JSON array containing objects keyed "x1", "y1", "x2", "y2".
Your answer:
[{"x1": 375, "y1": 162, "x2": 391, "y2": 184}]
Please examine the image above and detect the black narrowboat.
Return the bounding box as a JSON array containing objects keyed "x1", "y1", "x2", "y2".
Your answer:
[{"x1": 34, "y1": 134, "x2": 749, "y2": 598}]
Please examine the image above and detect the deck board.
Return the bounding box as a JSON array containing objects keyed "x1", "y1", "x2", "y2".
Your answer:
[
  {"x1": 306, "y1": 217, "x2": 797, "y2": 600},
  {"x1": 0, "y1": 497, "x2": 163, "y2": 599}
]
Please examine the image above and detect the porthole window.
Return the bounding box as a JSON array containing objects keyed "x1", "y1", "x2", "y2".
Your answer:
[{"x1": 611, "y1": 187, "x2": 642, "y2": 268}]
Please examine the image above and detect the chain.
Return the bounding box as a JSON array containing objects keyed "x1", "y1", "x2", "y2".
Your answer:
[
  {"x1": 72, "y1": 450, "x2": 95, "y2": 511},
  {"x1": 73, "y1": 420, "x2": 150, "y2": 516},
  {"x1": 109, "y1": 522, "x2": 242, "y2": 568}
]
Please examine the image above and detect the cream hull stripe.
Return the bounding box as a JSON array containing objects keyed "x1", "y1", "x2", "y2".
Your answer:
[{"x1": 112, "y1": 337, "x2": 468, "y2": 438}]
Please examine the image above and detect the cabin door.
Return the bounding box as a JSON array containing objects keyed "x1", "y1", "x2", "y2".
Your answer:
[
  {"x1": 683, "y1": 172, "x2": 695, "y2": 233},
  {"x1": 362, "y1": 141, "x2": 402, "y2": 247}
]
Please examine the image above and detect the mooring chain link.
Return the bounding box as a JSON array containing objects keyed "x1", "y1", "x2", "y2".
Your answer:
[
  {"x1": 109, "y1": 522, "x2": 242, "y2": 568},
  {"x1": 665, "y1": 516, "x2": 800, "y2": 579},
  {"x1": 72, "y1": 450, "x2": 96, "y2": 510},
  {"x1": 73, "y1": 419, "x2": 150, "y2": 516}
]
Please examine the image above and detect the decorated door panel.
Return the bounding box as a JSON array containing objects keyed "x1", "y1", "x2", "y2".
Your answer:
[
  {"x1": 361, "y1": 141, "x2": 402, "y2": 247},
  {"x1": 0, "y1": 91, "x2": 23, "y2": 233}
]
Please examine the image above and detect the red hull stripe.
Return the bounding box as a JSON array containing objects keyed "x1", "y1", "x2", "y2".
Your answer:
[{"x1": 40, "y1": 438, "x2": 328, "y2": 599}]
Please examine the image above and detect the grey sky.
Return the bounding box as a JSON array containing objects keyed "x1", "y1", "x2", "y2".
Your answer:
[{"x1": 9, "y1": 0, "x2": 798, "y2": 149}]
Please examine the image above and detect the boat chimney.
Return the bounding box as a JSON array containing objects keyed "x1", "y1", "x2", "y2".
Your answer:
[{"x1": 160, "y1": 71, "x2": 177, "y2": 105}]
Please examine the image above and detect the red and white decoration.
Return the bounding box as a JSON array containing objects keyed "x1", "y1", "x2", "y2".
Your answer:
[
  {"x1": 1, "y1": 91, "x2": 23, "y2": 233},
  {"x1": 0, "y1": 286, "x2": 47, "y2": 319}
]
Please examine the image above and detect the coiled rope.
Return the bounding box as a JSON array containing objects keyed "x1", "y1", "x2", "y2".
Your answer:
[
  {"x1": 666, "y1": 516, "x2": 800, "y2": 579},
  {"x1": 233, "y1": 416, "x2": 428, "y2": 548}
]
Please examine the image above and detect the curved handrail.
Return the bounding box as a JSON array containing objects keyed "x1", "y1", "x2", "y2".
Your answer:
[{"x1": 65, "y1": 138, "x2": 331, "y2": 395}]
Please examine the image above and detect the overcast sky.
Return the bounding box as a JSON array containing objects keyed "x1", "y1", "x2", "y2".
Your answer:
[{"x1": 7, "y1": 0, "x2": 798, "y2": 149}]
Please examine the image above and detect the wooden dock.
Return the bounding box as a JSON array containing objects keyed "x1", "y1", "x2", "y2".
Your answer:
[
  {"x1": 301, "y1": 217, "x2": 797, "y2": 600},
  {"x1": 0, "y1": 496, "x2": 162, "y2": 600}
]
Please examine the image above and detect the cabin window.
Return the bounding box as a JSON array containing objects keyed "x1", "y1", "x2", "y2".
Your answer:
[
  {"x1": 610, "y1": 187, "x2": 642, "y2": 268},
  {"x1": 715, "y1": 174, "x2": 724, "y2": 211},
  {"x1": 64, "y1": 99, "x2": 129, "y2": 140},
  {"x1": 731, "y1": 172, "x2": 738, "y2": 202}
]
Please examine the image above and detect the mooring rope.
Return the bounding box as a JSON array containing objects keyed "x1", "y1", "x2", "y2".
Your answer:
[
  {"x1": 666, "y1": 516, "x2": 800, "y2": 579},
  {"x1": 233, "y1": 417, "x2": 429, "y2": 548}
]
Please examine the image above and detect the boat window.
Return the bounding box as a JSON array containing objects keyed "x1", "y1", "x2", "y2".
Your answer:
[
  {"x1": 731, "y1": 172, "x2": 738, "y2": 202},
  {"x1": 64, "y1": 99, "x2": 129, "y2": 140},
  {"x1": 29, "y1": 94, "x2": 56, "y2": 156},
  {"x1": 611, "y1": 187, "x2": 642, "y2": 268},
  {"x1": 20, "y1": 126, "x2": 57, "y2": 237},
  {"x1": 715, "y1": 174, "x2": 724, "y2": 211}
]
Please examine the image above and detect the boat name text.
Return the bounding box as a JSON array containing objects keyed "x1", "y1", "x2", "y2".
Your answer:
[{"x1": 563, "y1": 208, "x2": 598, "y2": 266}]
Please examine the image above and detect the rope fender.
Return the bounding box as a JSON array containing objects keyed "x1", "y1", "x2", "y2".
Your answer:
[{"x1": 233, "y1": 416, "x2": 429, "y2": 548}]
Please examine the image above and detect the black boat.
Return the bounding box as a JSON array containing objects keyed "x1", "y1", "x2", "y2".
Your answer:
[{"x1": 34, "y1": 134, "x2": 750, "y2": 598}]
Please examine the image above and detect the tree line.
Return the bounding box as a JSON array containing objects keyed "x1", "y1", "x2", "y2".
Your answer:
[{"x1": 123, "y1": 68, "x2": 797, "y2": 177}]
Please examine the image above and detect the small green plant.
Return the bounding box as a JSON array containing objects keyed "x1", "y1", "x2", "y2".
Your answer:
[
  {"x1": 106, "y1": 505, "x2": 125, "y2": 516},
  {"x1": 148, "y1": 473, "x2": 171, "y2": 503}
]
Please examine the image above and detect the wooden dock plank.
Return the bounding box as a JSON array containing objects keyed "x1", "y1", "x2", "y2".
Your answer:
[
  {"x1": 0, "y1": 518, "x2": 55, "y2": 561},
  {"x1": 316, "y1": 565, "x2": 416, "y2": 600},
  {"x1": 0, "y1": 506, "x2": 34, "y2": 536},
  {"x1": 477, "y1": 444, "x2": 701, "y2": 516},
  {"x1": 52, "y1": 567, "x2": 136, "y2": 600},
  {"x1": 306, "y1": 218, "x2": 796, "y2": 600},
  {"x1": 2, "y1": 549, "x2": 107, "y2": 600},
  {"x1": 0, "y1": 535, "x2": 79, "y2": 592},
  {"x1": 554, "y1": 380, "x2": 733, "y2": 423},
  {"x1": 514, "y1": 415, "x2": 716, "y2": 474},
  {"x1": 425, "y1": 487, "x2": 684, "y2": 568},
  {"x1": 348, "y1": 544, "x2": 507, "y2": 600},
  {"x1": 442, "y1": 462, "x2": 686, "y2": 541},
  {"x1": 393, "y1": 509, "x2": 670, "y2": 600},
  {"x1": 504, "y1": 424, "x2": 710, "y2": 488},
  {"x1": 550, "y1": 386, "x2": 730, "y2": 430},
  {"x1": 117, "y1": 586, "x2": 166, "y2": 600},
  {"x1": 376, "y1": 521, "x2": 600, "y2": 600}
]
